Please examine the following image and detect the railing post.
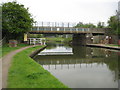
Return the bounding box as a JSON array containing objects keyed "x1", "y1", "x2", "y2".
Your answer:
[
  {"x1": 69, "y1": 28, "x2": 71, "y2": 32},
  {"x1": 37, "y1": 27, "x2": 39, "y2": 31},
  {"x1": 52, "y1": 22, "x2": 54, "y2": 27},
  {"x1": 51, "y1": 27, "x2": 53, "y2": 31},
  {"x1": 48, "y1": 22, "x2": 50, "y2": 27},
  {"x1": 64, "y1": 27, "x2": 65, "y2": 32},
  {"x1": 76, "y1": 28, "x2": 78, "y2": 32},
  {"x1": 55, "y1": 22, "x2": 57, "y2": 27},
  {"x1": 42, "y1": 22, "x2": 43, "y2": 27},
  {"x1": 62, "y1": 22, "x2": 63, "y2": 27},
  {"x1": 68, "y1": 23, "x2": 69, "y2": 27}
]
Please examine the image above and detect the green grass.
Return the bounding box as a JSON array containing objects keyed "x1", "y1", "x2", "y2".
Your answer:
[
  {"x1": 1, "y1": 43, "x2": 29, "y2": 57},
  {"x1": 46, "y1": 37, "x2": 64, "y2": 42},
  {"x1": 106, "y1": 44, "x2": 120, "y2": 47},
  {"x1": 63, "y1": 37, "x2": 72, "y2": 43},
  {"x1": 8, "y1": 45, "x2": 68, "y2": 88},
  {"x1": 45, "y1": 37, "x2": 72, "y2": 44}
]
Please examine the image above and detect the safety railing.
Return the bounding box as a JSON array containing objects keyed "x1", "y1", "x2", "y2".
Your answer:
[{"x1": 32, "y1": 27, "x2": 90, "y2": 32}]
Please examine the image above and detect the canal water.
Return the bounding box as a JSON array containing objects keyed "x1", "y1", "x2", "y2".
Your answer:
[{"x1": 33, "y1": 43, "x2": 119, "y2": 88}]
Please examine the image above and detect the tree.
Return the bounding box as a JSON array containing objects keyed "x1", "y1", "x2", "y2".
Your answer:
[
  {"x1": 97, "y1": 22, "x2": 104, "y2": 28},
  {"x1": 2, "y1": 1, "x2": 34, "y2": 40},
  {"x1": 75, "y1": 22, "x2": 96, "y2": 28},
  {"x1": 108, "y1": 16, "x2": 120, "y2": 35}
]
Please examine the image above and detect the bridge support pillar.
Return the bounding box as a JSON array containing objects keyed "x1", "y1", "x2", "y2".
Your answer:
[{"x1": 72, "y1": 34, "x2": 86, "y2": 45}]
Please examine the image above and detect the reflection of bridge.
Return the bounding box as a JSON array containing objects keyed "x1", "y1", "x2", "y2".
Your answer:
[
  {"x1": 34, "y1": 46, "x2": 107, "y2": 66},
  {"x1": 33, "y1": 44, "x2": 118, "y2": 74},
  {"x1": 34, "y1": 51, "x2": 113, "y2": 70},
  {"x1": 35, "y1": 55, "x2": 105, "y2": 64},
  {"x1": 33, "y1": 46, "x2": 115, "y2": 70},
  {"x1": 34, "y1": 51, "x2": 105, "y2": 63},
  {"x1": 39, "y1": 62, "x2": 105, "y2": 70},
  {"x1": 34, "y1": 55, "x2": 106, "y2": 70}
]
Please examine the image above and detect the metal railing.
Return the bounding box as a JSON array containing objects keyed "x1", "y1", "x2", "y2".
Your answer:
[
  {"x1": 34, "y1": 21, "x2": 77, "y2": 27},
  {"x1": 31, "y1": 22, "x2": 108, "y2": 34},
  {"x1": 28, "y1": 38, "x2": 46, "y2": 45},
  {"x1": 32, "y1": 27, "x2": 90, "y2": 33}
]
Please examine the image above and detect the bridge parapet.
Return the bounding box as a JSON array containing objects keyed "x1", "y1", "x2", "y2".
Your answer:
[
  {"x1": 32, "y1": 26, "x2": 90, "y2": 34},
  {"x1": 31, "y1": 26, "x2": 110, "y2": 34}
]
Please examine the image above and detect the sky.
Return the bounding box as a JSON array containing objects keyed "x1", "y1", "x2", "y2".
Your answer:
[{"x1": 1, "y1": 0, "x2": 120, "y2": 26}]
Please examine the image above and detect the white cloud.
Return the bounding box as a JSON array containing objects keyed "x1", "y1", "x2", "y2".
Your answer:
[{"x1": 1, "y1": 0, "x2": 120, "y2": 25}]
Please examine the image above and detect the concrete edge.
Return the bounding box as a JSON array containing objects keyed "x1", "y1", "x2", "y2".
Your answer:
[
  {"x1": 86, "y1": 44, "x2": 120, "y2": 50},
  {"x1": 29, "y1": 45, "x2": 47, "y2": 58}
]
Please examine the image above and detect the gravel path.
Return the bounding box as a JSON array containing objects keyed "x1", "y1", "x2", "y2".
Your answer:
[{"x1": 2, "y1": 45, "x2": 36, "y2": 88}]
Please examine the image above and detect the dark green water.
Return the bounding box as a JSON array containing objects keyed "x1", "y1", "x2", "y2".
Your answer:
[{"x1": 33, "y1": 43, "x2": 119, "y2": 88}]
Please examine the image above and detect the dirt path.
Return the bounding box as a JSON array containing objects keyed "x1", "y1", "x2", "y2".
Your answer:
[{"x1": 2, "y1": 45, "x2": 36, "y2": 88}]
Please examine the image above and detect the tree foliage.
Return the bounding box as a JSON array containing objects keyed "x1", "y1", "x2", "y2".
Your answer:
[
  {"x1": 2, "y1": 1, "x2": 34, "y2": 40},
  {"x1": 75, "y1": 22, "x2": 96, "y2": 28},
  {"x1": 108, "y1": 16, "x2": 120, "y2": 35},
  {"x1": 29, "y1": 34, "x2": 44, "y2": 38},
  {"x1": 97, "y1": 22, "x2": 104, "y2": 28}
]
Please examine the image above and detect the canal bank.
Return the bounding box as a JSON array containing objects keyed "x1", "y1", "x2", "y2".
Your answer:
[
  {"x1": 2, "y1": 45, "x2": 36, "y2": 88},
  {"x1": 86, "y1": 44, "x2": 120, "y2": 50},
  {"x1": 7, "y1": 45, "x2": 68, "y2": 88},
  {"x1": 33, "y1": 43, "x2": 119, "y2": 88},
  {"x1": 29, "y1": 46, "x2": 47, "y2": 58}
]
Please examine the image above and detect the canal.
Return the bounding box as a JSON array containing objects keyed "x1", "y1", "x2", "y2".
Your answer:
[{"x1": 33, "y1": 43, "x2": 119, "y2": 88}]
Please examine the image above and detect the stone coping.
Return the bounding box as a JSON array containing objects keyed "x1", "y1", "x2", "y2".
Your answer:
[{"x1": 86, "y1": 44, "x2": 120, "y2": 50}]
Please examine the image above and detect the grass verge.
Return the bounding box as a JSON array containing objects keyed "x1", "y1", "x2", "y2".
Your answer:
[
  {"x1": 105, "y1": 44, "x2": 120, "y2": 47},
  {"x1": 46, "y1": 37, "x2": 64, "y2": 42},
  {"x1": 8, "y1": 45, "x2": 68, "y2": 88},
  {"x1": 1, "y1": 43, "x2": 29, "y2": 57},
  {"x1": 45, "y1": 37, "x2": 72, "y2": 44}
]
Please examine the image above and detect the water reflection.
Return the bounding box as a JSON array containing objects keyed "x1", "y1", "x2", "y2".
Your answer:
[{"x1": 33, "y1": 43, "x2": 119, "y2": 88}]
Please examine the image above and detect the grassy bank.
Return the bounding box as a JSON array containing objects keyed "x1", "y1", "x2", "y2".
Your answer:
[
  {"x1": 106, "y1": 44, "x2": 120, "y2": 47},
  {"x1": 46, "y1": 37, "x2": 64, "y2": 42},
  {"x1": 46, "y1": 37, "x2": 72, "y2": 43},
  {"x1": 1, "y1": 43, "x2": 29, "y2": 57},
  {"x1": 8, "y1": 45, "x2": 68, "y2": 88}
]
